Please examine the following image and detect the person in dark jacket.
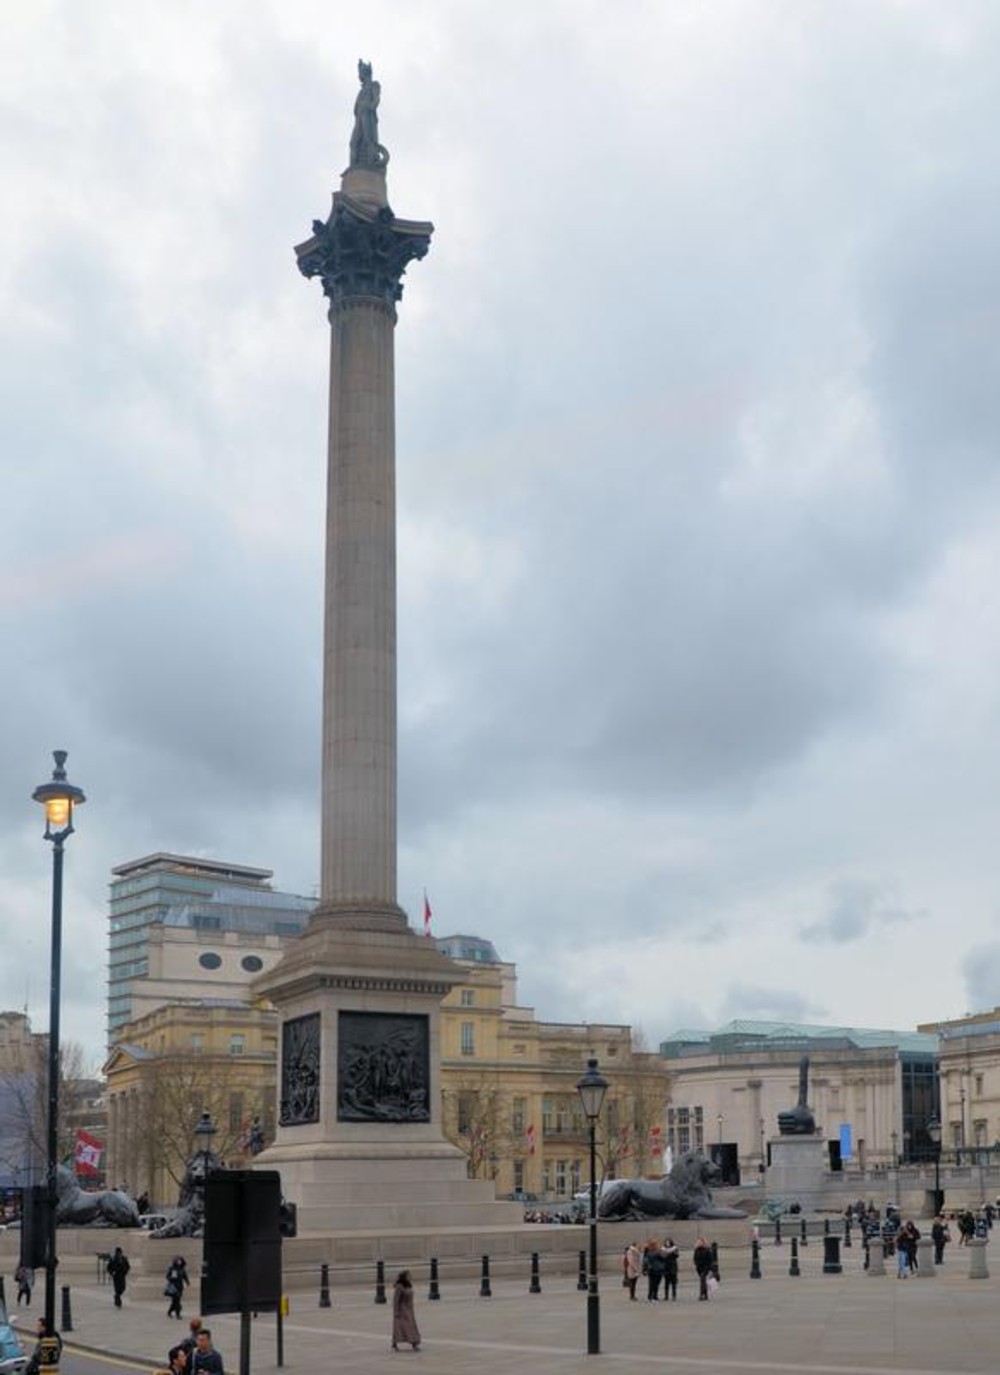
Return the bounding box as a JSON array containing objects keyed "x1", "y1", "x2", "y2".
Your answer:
[
  {"x1": 107, "y1": 1246, "x2": 130, "y2": 1307},
  {"x1": 165, "y1": 1256, "x2": 190, "y2": 1319},
  {"x1": 931, "y1": 1216, "x2": 950, "y2": 1265},
  {"x1": 190, "y1": 1329, "x2": 224, "y2": 1375},
  {"x1": 661, "y1": 1238, "x2": 680, "y2": 1300},
  {"x1": 693, "y1": 1237, "x2": 714, "y2": 1300}
]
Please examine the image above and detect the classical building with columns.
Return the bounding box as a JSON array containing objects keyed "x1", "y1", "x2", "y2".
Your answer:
[
  {"x1": 920, "y1": 1007, "x2": 1000, "y2": 1154},
  {"x1": 661, "y1": 1020, "x2": 938, "y2": 1181}
]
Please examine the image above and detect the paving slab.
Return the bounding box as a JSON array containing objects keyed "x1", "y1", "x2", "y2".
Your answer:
[{"x1": 7, "y1": 1244, "x2": 997, "y2": 1375}]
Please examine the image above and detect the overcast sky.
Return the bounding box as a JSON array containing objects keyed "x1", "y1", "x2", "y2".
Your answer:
[{"x1": 4, "y1": 1, "x2": 1000, "y2": 1072}]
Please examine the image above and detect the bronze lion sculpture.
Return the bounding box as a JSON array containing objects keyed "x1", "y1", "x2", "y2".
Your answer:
[
  {"x1": 598, "y1": 1150, "x2": 747, "y2": 1221},
  {"x1": 56, "y1": 1165, "x2": 140, "y2": 1227}
]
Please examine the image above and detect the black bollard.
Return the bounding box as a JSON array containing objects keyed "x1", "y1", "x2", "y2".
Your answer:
[
  {"x1": 774, "y1": 1217, "x2": 783, "y2": 1246},
  {"x1": 375, "y1": 1259, "x2": 387, "y2": 1305},
  {"x1": 529, "y1": 1252, "x2": 541, "y2": 1294},
  {"x1": 822, "y1": 1234, "x2": 842, "y2": 1275},
  {"x1": 863, "y1": 1236, "x2": 870, "y2": 1271},
  {"x1": 479, "y1": 1254, "x2": 492, "y2": 1298},
  {"x1": 428, "y1": 1257, "x2": 441, "y2": 1301},
  {"x1": 61, "y1": 1285, "x2": 73, "y2": 1333},
  {"x1": 710, "y1": 1241, "x2": 720, "y2": 1282},
  {"x1": 800, "y1": 1216, "x2": 808, "y2": 1247},
  {"x1": 319, "y1": 1262, "x2": 331, "y2": 1308},
  {"x1": 843, "y1": 1216, "x2": 852, "y2": 1248},
  {"x1": 789, "y1": 1236, "x2": 800, "y2": 1278},
  {"x1": 577, "y1": 1249, "x2": 588, "y2": 1291},
  {"x1": 750, "y1": 1237, "x2": 762, "y2": 1279}
]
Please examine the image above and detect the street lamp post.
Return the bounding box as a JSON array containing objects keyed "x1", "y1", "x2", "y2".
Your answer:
[
  {"x1": 891, "y1": 1129, "x2": 898, "y2": 1167},
  {"x1": 32, "y1": 750, "x2": 86, "y2": 1347},
  {"x1": 577, "y1": 1058, "x2": 608, "y2": 1356},
  {"x1": 927, "y1": 1115, "x2": 943, "y2": 1215},
  {"x1": 195, "y1": 1110, "x2": 218, "y2": 1174}
]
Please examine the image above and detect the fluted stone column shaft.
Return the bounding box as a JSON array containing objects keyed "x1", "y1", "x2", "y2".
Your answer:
[{"x1": 322, "y1": 297, "x2": 397, "y2": 905}]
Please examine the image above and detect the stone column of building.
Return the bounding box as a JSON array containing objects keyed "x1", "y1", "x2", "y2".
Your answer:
[
  {"x1": 252, "y1": 64, "x2": 520, "y2": 1233},
  {"x1": 295, "y1": 86, "x2": 431, "y2": 933}
]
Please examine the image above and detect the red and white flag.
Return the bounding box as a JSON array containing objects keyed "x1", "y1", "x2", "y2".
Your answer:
[
  {"x1": 423, "y1": 891, "x2": 433, "y2": 937},
  {"x1": 75, "y1": 1129, "x2": 103, "y2": 1177},
  {"x1": 525, "y1": 1124, "x2": 537, "y2": 1155}
]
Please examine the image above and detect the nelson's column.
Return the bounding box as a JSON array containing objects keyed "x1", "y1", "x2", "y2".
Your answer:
[{"x1": 253, "y1": 64, "x2": 516, "y2": 1230}]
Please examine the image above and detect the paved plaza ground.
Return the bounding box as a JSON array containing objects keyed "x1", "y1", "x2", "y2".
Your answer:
[{"x1": 9, "y1": 1240, "x2": 1000, "y2": 1375}]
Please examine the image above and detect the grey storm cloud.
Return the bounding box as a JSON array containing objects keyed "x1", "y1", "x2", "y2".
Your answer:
[
  {"x1": 719, "y1": 985, "x2": 829, "y2": 1025},
  {"x1": 961, "y1": 945, "x2": 1000, "y2": 1016},
  {"x1": 799, "y1": 881, "x2": 920, "y2": 946}
]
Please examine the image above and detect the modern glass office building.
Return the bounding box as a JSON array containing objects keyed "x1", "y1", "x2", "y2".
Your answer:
[{"x1": 107, "y1": 853, "x2": 315, "y2": 1046}]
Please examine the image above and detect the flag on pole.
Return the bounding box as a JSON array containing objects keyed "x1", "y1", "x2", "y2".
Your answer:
[
  {"x1": 525, "y1": 1124, "x2": 537, "y2": 1155},
  {"x1": 74, "y1": 1129, "x2": 103, "y2": 1177},
  {"x1": 423, "y1": 891, "x2": 432, "y2": 937}
]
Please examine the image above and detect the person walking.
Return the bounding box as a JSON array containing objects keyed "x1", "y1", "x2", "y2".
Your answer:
[
  {"x1": 106, "y1": 1245, "x2": 130, "y2": 1307},
  {"x1": 14, "y1": 1263, "x2": 34, "y2": 1306},
  {"x1": 623, "y1": 1242, "x2": 642, "y2": 1300},
  {"x1": 165, "y1": 1256, "x2": 190, "y2": 1319},
  {"x1": 693, "y1": 1237, "x2": 714, "y2": 1300},
  {"x1": 391, "y1": 1270, "x2": 421, "y2": 1352},
  {"x1": 662, "y1": 1237, "x2": 680, "y2": 1300}
]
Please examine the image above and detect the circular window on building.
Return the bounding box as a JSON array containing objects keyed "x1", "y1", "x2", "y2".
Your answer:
[
  {"x1": 198, "y1": 952, "x2": 222, "y2": 970},
  {"x1": 241, "y1": 955, "x2": 264, "y2": 973}
]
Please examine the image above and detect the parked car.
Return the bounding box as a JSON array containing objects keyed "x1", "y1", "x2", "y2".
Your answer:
[
  {"x1": 506, "y1": 1190, "x2": 539, "y2": 1203},
  {"x1": 138, "y1": 1212, "x2": 171, "y2": 1231},
  {"x1": 0, "y1": 1295, "x2": 27, "y2": 1374}
]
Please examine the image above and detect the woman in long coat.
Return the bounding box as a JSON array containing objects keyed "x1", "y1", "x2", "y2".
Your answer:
[{"x1": 391, "y1": 1271, "x2": 421, "y2": 1351}]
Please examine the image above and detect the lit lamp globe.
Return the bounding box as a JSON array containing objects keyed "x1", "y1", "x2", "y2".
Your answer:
[{"x1": 32, "y1": 750, "x2": 86, "y2": 839}]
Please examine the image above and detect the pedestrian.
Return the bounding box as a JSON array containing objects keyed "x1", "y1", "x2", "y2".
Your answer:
[
  {"x1": 623, "y1": 1242, "x2": 642, "y2": 1300},
  {"x1": 693, "y1": 1237, "x2": 714, "y2": 1300},
  {"x1": 165, "y1": 1255, "x2": 190, "y2": 1318},
  {"x1": 25, "y1": 1319, "x2": 61, "y2": 1375},
  {"x1": 662, "y1": 1237, "x2": 680, "y2": 1300},
  {"x1": 14, "y1": 1263, "x2": 33, "y2": 1306},
  {"x1": 190, "y1": 1329, "x2": 224, "y2": 1375},
  {"x1": 391, "y1": 1270, "x2": 421, "y2": 1351},
  {"x1": 644, "y1": 1239, "x2": 666, "y2": 1301},
  {"x1": 168, "y1": 1317, "x2": 203, "y2": 1372},
  {"x1": 106, "y1": 1245, "x2": 130, "y2": 1307},
  {"x1": 931, "y1": 1216, "x2": 950, "y2": 1265}
]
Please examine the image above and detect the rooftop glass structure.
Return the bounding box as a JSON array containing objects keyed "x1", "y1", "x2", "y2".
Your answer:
[
  {"x1": 107, "y1": 852, "x2": 314, "y2": 1045},
  {"x1": 660, "y1": 1018, "x2": 938, "y2": 1058}
]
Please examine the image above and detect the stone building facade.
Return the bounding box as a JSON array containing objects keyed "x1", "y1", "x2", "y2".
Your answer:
[{"x1": 661, "y1": 1020, "x2": 938, "y2": 1181}]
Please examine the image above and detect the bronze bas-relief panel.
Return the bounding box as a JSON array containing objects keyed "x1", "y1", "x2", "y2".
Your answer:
[
  {"x1": 280, "y1": 1012, "x2": 321, "y2": 1126},
  {"x1": 337, "y1": 1012, "x2": 430, "y2": 1122}
]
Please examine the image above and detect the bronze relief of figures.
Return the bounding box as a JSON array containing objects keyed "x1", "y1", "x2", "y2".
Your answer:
[
  {"x1": 280, "y1": 1012, "x2": 321, "y2": 1126},
  {"x1": 338, "y1": 1012, "x2": 430, "y2": 1122}
]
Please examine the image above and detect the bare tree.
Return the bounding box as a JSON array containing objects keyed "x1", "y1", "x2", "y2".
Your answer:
[
  {"x1": 441, "y1": 1071, "x2": 513, "y2": 1180},
  {"x1": 0, "y1": 1038, "x2": 90, "y2": 1181},
  {"x1": 130, "y1": 1052, "x2": 270, "y2": 1201}
]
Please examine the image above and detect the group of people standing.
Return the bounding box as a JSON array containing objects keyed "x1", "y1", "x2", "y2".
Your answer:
[
  {"x1": 166, "y1": 1317, "x2": 224, "y2": 1375},
  {"x1": 623, "y1": 1237, "x2": 717, "y2": 1302}
]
